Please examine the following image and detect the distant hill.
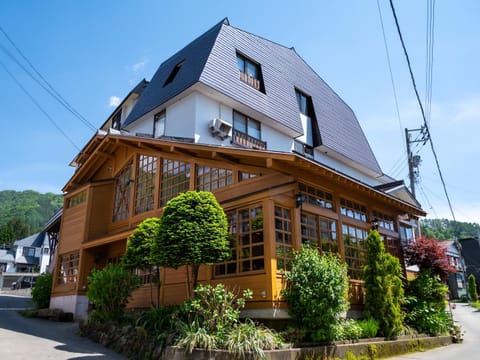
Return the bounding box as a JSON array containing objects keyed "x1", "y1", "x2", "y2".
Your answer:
[
  {"x1": 420, "y1": 218, "x2": 480, "y2": 240},
  {"x1": 0, "y1": 190, "x2": 63, "y2": 247}
]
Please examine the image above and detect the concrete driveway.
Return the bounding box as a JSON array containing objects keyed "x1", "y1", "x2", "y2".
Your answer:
[{"x1": 0, "y1": 294, "x2": 125, "y2": 359}]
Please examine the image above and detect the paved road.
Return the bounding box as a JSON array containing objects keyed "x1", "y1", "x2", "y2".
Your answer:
[
  {"x1": 0, "y1": 294, "x2": 125, "y2": 359},
  {"x1": 388, "y1": 303, "x2": 479, "y2": 359}
]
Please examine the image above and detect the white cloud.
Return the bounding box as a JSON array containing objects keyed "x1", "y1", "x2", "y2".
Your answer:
[
  {"x1": 132, "y1": 59, "x2": 148, "y2": 73},
  {"x1": 109, "y1": 96, "x2": 121, "y2": 107}
]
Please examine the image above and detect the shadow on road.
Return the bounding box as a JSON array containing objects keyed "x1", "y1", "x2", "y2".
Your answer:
[{"x1": 0, "y1": 296, "x2": 124, "y2": 359}]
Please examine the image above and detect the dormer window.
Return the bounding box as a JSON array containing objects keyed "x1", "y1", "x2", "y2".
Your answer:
[
  {"x1": 112, "y1": 110, "x2": 122, "y2": 130},
  {"x1": 294, "y1": 89, "x2": 319, "y2": 156},
  {"x1": 163, "y1": 60, "x2": 185, "y2": 87},
  {"x1": 236, "y1": 53, "x2": 263, "y2": 92}
]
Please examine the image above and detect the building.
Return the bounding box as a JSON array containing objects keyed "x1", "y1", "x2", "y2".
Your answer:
[
  {"x1": 0, "y1": 232, "x2": 50, "y2": 289},
  {"x1": 50, "y1": 19, "x2": 425, "y2": 319},
  {"x1": 458, "y1": 237, "x2": 480, "y2": 297},
  {"x1": 439, "y1": 240, "x2": 467, "y2": 299}
]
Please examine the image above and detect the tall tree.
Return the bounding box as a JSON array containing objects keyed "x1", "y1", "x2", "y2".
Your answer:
[
  {"x1": 363, "y1": 230, "x2": 405, "y2": 338},
  {"x1": 122, "y1": 217, "x2": 161, "y2": 307},
  {"x1": 152, "y1": 191, "x2": 230, "y2": 297}
]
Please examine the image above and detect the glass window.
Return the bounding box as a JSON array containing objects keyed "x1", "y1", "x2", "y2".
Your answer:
[
  {"x1": 160, "y1": 158, "x2": 190, "y2": 207},
  {"x1": 298, "y1": 183, "x2": 335, "y2": 211},
  {"x1": 340, "y1": 199, "x2": 367, "y2": 222},
  {"x1": 301, "y1": 212, "x2": 338, "y2": 254},
  {"x1": 196, "y1": 165, "x2": 233, "y2": 191},
  {"x1": 236, "y1": 53, "x2": 262, "y2": 91},
  {"x1": 112, "y1": 163, "x2": 133, "y2": 222},
  {"x1": 56, "y1": 252, "x2": 79, "y2": 285},
  {"x1": 214, "y1": 205, "x2": 264, "y2": 276},
  {"x1": 275, "y1": 205, "x2": 293, "y2": 271},
  {"x1": 372, "y1": 210, "x2": 395, "y2": 231},
  {"x1": 23, "y1": 247, "x2": 35, "y2": 257},
  {"x1": 68, "y1": 191, "x2": 87, "y2": 208},
  {"x1": 154, "y1": 110, "x2": 166, "y2": 138},
  {"x1": 342, "y1": 223, "x2": 368, "y2": 280},
  {"x1": 134, "y1": 154, "x2": 157, "y2": 215}
]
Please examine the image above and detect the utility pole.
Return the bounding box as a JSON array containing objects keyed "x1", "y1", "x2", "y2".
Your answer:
[{"x1": 405, "y1": 127, "x2": 429, "y2": 198}]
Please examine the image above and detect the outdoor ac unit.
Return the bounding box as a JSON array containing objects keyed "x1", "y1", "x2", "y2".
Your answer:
[{"x1": 209, "y1": 118, "x2": 232, "y2": 140}]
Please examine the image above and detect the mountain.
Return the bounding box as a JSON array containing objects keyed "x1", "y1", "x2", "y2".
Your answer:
[
  {"x1": 0, "y1": 190, "x2": 63, "y2": 247},
  {"x1": 420, "y1": 218, "x2": 480, "y2": 240}
]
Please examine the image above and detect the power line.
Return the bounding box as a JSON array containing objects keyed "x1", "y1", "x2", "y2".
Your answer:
[
  {"x1": 0, "y1": 59, "x2": 80, "y2": 151},
  {"x1": 376, "y1": 0, "x2": 406, "y2": 156},
  {"x1": 389, "y1": 0, "x2": 456, "y2": 221},
  {"x1": 0, "y1": 24, "x2": 97, "y2": 132}
]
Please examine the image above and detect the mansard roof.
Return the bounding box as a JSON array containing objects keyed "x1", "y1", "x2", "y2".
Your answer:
[{"x1": 122, "y1": 18, "x2": 382, "y2": 175}]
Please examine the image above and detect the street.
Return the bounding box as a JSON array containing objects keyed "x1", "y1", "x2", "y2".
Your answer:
[
  {"x1": 0, "y1": 293, "x2": 125, "y2": 359},
  {"x1": 0, "y1": 293, "x2": 479, "y2": 359},
  {"x1": 388, "y1": 303, "x2": 479, "y2": 359}
]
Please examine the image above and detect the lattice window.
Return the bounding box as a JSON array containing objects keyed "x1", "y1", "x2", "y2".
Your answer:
[
  {"x1": 275, "y1": 205, "x2": 293, "y2": 271},
  {"x1": 160, "y1": 158, "x2": 190, "y2": 207},
  {"x1": 196, "y1": 165, "x2": 233, "y2": 191},
  {"x1": 301, "y1": 212, "x2": 338, "y2": 254},
  {"x1": 68, "y1": 191, "x2": 87, "y2": 208},
  {"x1": 214, "y1": 205, "x2": 264, "y2": 276},
  {"x1": 299, "y1": 183, "x2": 335, "y2": 211},
  {"x1": 372, "y1": 210, "x2": 395, "y2": 231},
  {"x1": 112, "y1": 163, "x2": 133, "y2": 222},
  {"x1": 340, "y1": 198, "x2": 367, "y2": 222},
  {"x1": 134, "y1": 154, "x2": 157, "y2": 215},
  {"x1": 239, "y1": 171, "x2": 259, "y2": 181},
  {"x1": 56, "y1": 252, "x2": 79, "y2": 285},
  {"x1": 342, "y1": 224, "x2": 368, "y2": 280}
]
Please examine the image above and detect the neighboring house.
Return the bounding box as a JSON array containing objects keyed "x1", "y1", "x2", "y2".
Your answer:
[
  {"x1": 50, "y1": 18, "x2": 426, "y2": 319},
  {"x1": 439, "y1": 240, "x2": 467, "y2": 299},
  {"x1": 458, "y1": 237, "x2": 480, "y2": 297},
  {"x1": 13, "y1": 232, "x2": 50, "y2": 274},
  {"x1": 44, "y1": 208, "x2": 63, "y2": 273},
  {"x1": 0, "y1": 232, "x2": 50, "y2": 289}
]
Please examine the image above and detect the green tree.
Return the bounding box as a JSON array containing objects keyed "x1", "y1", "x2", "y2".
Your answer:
[
  {"x1": 468, "y1": 274, "x2": 478, "y2": 301},
  {"x1": 363, "y1": 230, "x2": 404, "y2": 338},
  {"x1": 153, "y1": 191, "x2": 230, "y2": 296},
  {"x1": 31, "y1": 272, "x2": 53, "y2": 309},
  {"x1": 87, "y1": 263, "x2": 140, "y2": 321},
  {"x1": 122, "y1": 217, "x2": 161, "y2": 307},
  {"x1": 282, "y1": 245, "x2": 349, "y2": 342}
]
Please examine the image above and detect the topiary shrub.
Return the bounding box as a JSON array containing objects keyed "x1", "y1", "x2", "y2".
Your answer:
[
  {"x1": 468, "y1": 273, "x2": 478, "y2": 301},
  {"x1": 363, "y1": 230, "x2": 404, "y2": 338},
  {"x1": 282, "y1": 245, "x2": 349, "y2": 342},
  {"x1": 31, "y1": 272, "x2": 53, "y2": 309},
  {"x1": 87, "y1": 263, "x2": 140, "y2": 321}
]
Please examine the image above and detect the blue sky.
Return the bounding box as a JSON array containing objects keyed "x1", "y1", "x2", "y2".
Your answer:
[{"x1": 0, "y1": 1, "x2": 479, "y2": 223}]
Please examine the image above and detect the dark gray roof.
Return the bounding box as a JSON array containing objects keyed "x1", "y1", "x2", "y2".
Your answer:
[
  {"x1": 123, "y1": 18, "x2": 382, "y2": 174},
  {"x1": 123, "y1": 19, "x2": 226, "y2": 126},
  {"x1": 14, "y1": 232, "x2": 47, "y2": 248}
]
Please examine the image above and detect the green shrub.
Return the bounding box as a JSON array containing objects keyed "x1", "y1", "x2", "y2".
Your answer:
[
  {"x1": 135, "y1": 305, "x2": 179, "y2": 343},
  {"x1": 468, "y1": 274, "x2": 478, "y2": 301},
  {"x1": 282, "y1": 246, "x2": 349, "y2": 342},
  {"x1": 31, "y1": 272, "x2": 53, "y2": 309},
  {"x1": 225, "y1": 319, "x2": 281, "y2": 359},
  {"x1": 180, "y1": 284, "x2": 252, "y2": 339},
  {"x1": 334, "y1": 319, "x2": 363, "y2": 341},
  {"x1": 405, "y1": 270, "x2": 452, "y2": 335},
  {"x1": 357, "y1": 318, "x2": 379, "y2": 338},
  {"x1": 363, "y1": 230, "x2": 405, "y2": 337},
  {"x1": 87, "y1": 263, "x2": 140, "y2": 321}
]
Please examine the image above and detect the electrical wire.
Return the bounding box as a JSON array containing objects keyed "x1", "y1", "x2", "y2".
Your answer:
[
  {"x1": 376, "y1": 0, "x2": 406, "y2": 156},
  {"x1": 424, "y1": 0, "x2": 435, "y2": 129},
  {"x1": 0, "y1": 59, "x2": 80, "y2": 151},
  {"x1": 389, "y1": 0, "x2": 456, "y2": 221},
  {"x1": 0, "y1": 24, "x2": 97, "y2": 132}
]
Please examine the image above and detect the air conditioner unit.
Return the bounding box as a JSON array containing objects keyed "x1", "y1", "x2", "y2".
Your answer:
[{"x1": 209, "y1": 118, "x2": 232, "y2": 140}]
